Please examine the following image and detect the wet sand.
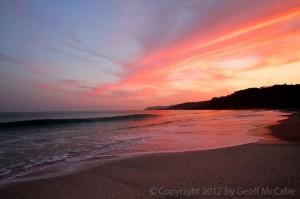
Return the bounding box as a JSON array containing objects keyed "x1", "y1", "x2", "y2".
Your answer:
[
  {"x1": 269, "y1": 112, "x2": 300, "y2": 142},
  {"x1": 0, "y1": 114, "x2": 299, "y2": 199}
]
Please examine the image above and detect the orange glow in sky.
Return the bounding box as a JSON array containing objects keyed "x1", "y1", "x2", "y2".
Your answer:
[
  {"x1": 0, "y1": 0, "x2": 300, "y2": 111},
  {"x1": 90, "y1": 3, "x2": 300, "y2": 108}
]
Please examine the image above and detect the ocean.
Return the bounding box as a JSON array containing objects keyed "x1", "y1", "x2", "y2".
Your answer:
[{"x1": 0, "y1": 110, "x2": 288, "y2": 185}]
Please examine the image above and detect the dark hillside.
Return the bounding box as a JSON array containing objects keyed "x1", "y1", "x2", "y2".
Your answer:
[{"x1": 145, "y1": 84, "x2": 300, "y2": 110}]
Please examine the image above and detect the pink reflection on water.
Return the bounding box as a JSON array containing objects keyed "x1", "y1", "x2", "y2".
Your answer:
[{"x1": 110, "y1": 110, "x2": 288, "y2": 154}]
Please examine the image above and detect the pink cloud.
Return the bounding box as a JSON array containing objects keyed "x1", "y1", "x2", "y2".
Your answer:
[
  {"x1": 3, "y1": 1, "x2": 299, "y2": 110},
  {"x1": 83, "y1": 3, "x2": 300, "y2": 107}
]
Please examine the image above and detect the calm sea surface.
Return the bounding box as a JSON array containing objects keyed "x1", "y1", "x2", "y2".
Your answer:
[{"x1": 0, "y1": 110, "x2": 288, "y2": 185}]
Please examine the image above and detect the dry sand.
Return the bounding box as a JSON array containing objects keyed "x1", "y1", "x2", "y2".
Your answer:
[{"x1": 0, "y1": 114, "x2": 299, "y2": 199}]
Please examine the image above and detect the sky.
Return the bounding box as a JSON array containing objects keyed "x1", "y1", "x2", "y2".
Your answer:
[{"x1": 0, "y1": 0, "x2": 300, "y2": 111}]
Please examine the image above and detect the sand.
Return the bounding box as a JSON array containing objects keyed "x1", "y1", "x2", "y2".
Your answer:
[
  {"x1": 269, "y1": 112, "x2": 300, "y2": 142},
  {"x1": 0, "y1": 114, "x2": 299, "y2": 199}
]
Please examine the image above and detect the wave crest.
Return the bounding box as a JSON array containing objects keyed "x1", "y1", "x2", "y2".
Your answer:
[{"x1": 0, "y1": 114, "x2": 157, "y2": 128}]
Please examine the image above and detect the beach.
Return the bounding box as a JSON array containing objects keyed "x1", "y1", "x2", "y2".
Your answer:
[
  {"x1": 0, "y1": 113, "x2": 299, "y2": 199},
  {"x1": 1, "y1": 0, "x2": 300, "y2": 198}
]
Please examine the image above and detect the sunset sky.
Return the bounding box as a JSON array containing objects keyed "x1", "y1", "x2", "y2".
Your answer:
[{"x1": 0, "y1": 0, "x2": 300, "y2": 111}]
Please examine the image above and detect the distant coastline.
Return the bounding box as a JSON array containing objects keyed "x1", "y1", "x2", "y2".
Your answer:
[{"x1": 145, "y1": 84, "x2": 300, "y2": 110}]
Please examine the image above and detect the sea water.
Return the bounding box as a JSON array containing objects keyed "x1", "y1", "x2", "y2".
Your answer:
[{"x1": 0, "y1": 110, "x2": 288, "y2": 185}]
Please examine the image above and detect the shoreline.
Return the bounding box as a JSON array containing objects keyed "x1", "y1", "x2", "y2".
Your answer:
[
  {"x1": 0, "y1": 110, "x2": 286, "y2": 187},
  {"x1": 268, "y1": 112, "x2": 300, "y2": 142},
  {"x1": 1, "y1": 143, "x2": 299, "y2": 199},
  {"x1": 248, "y1": 111, "x2": 300, "y2": 143},
  {"x1": 0, "y1": 113, "x2": 299, "y2": 198}
]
